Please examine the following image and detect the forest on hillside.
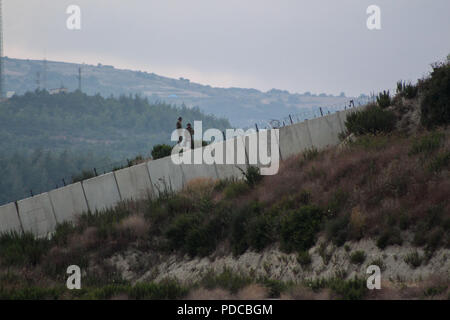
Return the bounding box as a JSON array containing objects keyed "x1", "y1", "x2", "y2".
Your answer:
[
  {"x1": 0, "y1": 90, "x2": 230, "y2": 157},
  {"x1": 0, "y1": 90, "x2": 230, "y2": 205}
]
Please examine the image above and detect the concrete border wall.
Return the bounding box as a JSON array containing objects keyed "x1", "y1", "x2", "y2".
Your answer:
[
  {"x1": 213, "y1": 138, "x2": 247, "y2": 180},
  {"x1": 0, "y1": 203, "x2": 22, "y2": 234},
  {"x1": 278, "y1": 121, "x2": 313, "y2": 159},
  {"x1": 114, "y1": 163, "x2": 154, "y2": 201},
  {"x1": 49, "y1": 182, "x2": 89, "y2": 224},
  {"x1": 307, "y1": 112, "x2": 343, "y2": 149},
  {"x1": 17, "y1": 193, "x2": 57, "y2": 238},
  {"x1": 180, "y1": 148, "x2": 219, "y2": 184},
  {"x1": 0, "y1": 106, "x2": 365, "y2": 237},
  {"x1": 147, "y1": 157, "x2": 185, "y2": 195},
  {"x1": 82, "y1": 173, "x2": 122, "y2": 212}
]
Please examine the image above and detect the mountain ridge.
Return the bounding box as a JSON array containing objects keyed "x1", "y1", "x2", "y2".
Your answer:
[{"x1": 4, "y1": 57, "x2": 368, "y2": 127}]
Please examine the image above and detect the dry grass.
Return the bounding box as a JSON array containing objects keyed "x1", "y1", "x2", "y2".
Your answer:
[
  {"x1": 117, "y1": 215, "x2": 150, "y2": 239},
  {"x1": 185, "y1": 288, "x2": 233, "y2": 300},
  {"x1": 281, "y1": 285, "x2": 331, "y2": 300},
  {"x1": 181, "y1": 178, "x2": 217, "y2": 201},
  {"x1": 236, "y1": 284, "x2": 269, "y2": 300},
  {"x1": 251, "y1": 129, "x2": 450, "y2": 242},
  {"x1": 68, "y1": 226, "x2": 99, "y2": 251}
]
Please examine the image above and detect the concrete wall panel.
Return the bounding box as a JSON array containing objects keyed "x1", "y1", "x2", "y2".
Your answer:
[
  {"x1": 205, "y1": 138, "x2": 246, "y2": 180},
  {"x1": 180, "y1": 148, "x2": 219, "y2": 184},
  {"x1": 307, "y1": 113, "x2": 342, "y2": 149},
  {"x1": 114, "y1": 163, "x2": 154, "y2": 201},
  {"x1": 82, "y1": 173, "x2": 122, "y2": 213},
  {"x1": 17, "y1": 193, "x2": 57, "y2": 238},
  {"x1": 278, "y1": 121, "x2": 313, "y2": 159},
  {"x1": 0, "y1": 203, "x2": 22, "y2": 234},
  {"x1": 49, "y1": 182, "x2": 89, "y2": 224},
  {"x1": 147, "y1": 157, "x2": 185, "y2": 195}
]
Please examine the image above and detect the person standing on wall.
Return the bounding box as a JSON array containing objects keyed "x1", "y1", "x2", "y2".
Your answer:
[
  {"x1": 176, "y1": 117, "x2": 183, "y2": 143},
  {"x1": 186, "y1": 123, "x2": 194, "y2": 149}
]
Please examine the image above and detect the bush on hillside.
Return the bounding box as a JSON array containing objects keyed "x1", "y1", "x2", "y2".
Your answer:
[
  {"x1": 419, "y1": 62, "x2": 450, "y2": 128},
  {"x1": 151, "y1": 144, "x2": 173, "y2": 160},
  {"x1": 239, "y1": 165, "x2": 262, "y2": 188},
  {"x1": 280, "y1": 205, "x2": 324, "y2": 252},
  {"x1": 376, "y1": 90, "x2": 391, "y2": 109},
  {"x1": 396, "y1": 81, "x2": 418, "y2": 99},
  {"x1": 345, "y1": 105, "x2": 396, "y2": 136}
]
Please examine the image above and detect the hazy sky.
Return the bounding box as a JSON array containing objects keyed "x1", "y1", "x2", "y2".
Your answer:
[{"x1": 4, "y1": 0, "x2": 450, "y2": 96}]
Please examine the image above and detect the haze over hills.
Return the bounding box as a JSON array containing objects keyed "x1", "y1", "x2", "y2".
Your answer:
[{"x1": 4, "y1": 57, "x2": 368, "y2": 128}]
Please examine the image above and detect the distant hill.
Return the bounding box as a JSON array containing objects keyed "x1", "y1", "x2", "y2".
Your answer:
[{"x1": 3, "y1": 57, "x2": 368, "y2": 128}]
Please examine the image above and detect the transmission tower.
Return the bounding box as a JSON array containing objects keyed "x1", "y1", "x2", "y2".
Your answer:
[
  {"x1": 43, "y1": 58, "x2": 48, "y2": 90},
  {"x1": 0, "y1": 0, "x2": 5, "y2": 99},
  {"x1": 78, "y1": 66, "x2": 82, "y2": 91}
]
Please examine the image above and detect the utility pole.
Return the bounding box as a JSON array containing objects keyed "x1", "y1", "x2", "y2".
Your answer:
[
  {"x1": 78, "y1": 66, "x2": 82, "y2": 91},
  {"x1": 43, "y1": 58, "x2": 48, "y2": 91},
  {"x1": 36, "y1": 72, "x2": 41, "y2": 90},
  {"x1": 0, "y1": 0, "x2": 5, "y2": 99}
]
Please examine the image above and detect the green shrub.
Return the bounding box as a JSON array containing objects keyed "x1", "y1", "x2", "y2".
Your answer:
[
  {"x1": 239, "y1": 165, "x2": 262, "y2": 187},
  {"x1": 376, "y1": 228, "x2": 403, "y2": 249},
  {"x1": 325, "y1": 214, "x2": 349, "y2": 247},
  {"x1": 328, "y1": 277, "x2": 367, "y2": 300},
  {"x1": 247, "y1": 212, "x2": 276, "y2": 252},
  {"x1": 200, "y1": 268, "x2": 252, "y2": 294},
  {"x1": 428, "y1": 151, "x2": 450, "y2": 173},
  {"x1": 326, "y1": 189, "x2": 349, "y2": 217},
  {"x1": 409, "y1": 132, "x2": 445, "y2": 156},
  {"x1": 420, "y1": 62, "x2": 450, "y2": 128},
  {"x1": 349, "y1": 134, "x2": 389, "y2": 150},
  {"x1": 230, "y1": 202, "x2": 262, "y2": 255},
  {"x1": 184, "y1": 210, "x2": 229, "y2": 257},
  {"x1": 297, "y1": 250, "x2": 312, "y2": 267},
  {"x1": 52, "y1": 222, "x2": 77, "y2": 246},
  {"x1": 151, "y1": 144, "x2": 173, "y2": 160},
  {"x1": 369, "y1": 257, "x2": 386, "y2": 272},
  {"x1": 423, "y1": 285, "x2": 448, "y2": 298},
  {"x1": 376, "y1": 90, "x2": 391, "y2": 109},
  {"x1": 303, "y1": 147, "x2": 319, "y2": 161},
  {"x1": 297, "y1": 190, "x2": 312, "y2": 205},
  {"x1": 0, "y1": 286, "x2": 65, "y2": 300},
  {"x1": 128, "y1": 280, "x2": 188, "y2": 300},
  {"x1": 413, "y1": 206, "x2": 446, "y2": 250},
  {"x1": 280, "y1": 205, "x2": 324, "y2": 253},
  {"x1": 0, "y1": 232, "x2": 50, "y2": 267},
  {"x1": 77, "y1": 204, "x2": 133, "y2": 239},
  {"x1": 306, "y1": 277, "x2": 367, "y2": 300},
  {"x1": 165, "y1": 213, "x2": 201, "y2": 251},
  {"x1": 396, "y1": 81, "x2": 418, "y2": 99},
  {"x1": 404, "y1": 251, "x2": 423, "y2": 269},
  {"x1": 260, "y1": 278, "x2": 291, "y2": 298},
  {"x1": 350, "y1": 251, "x2": 366, "y2": 265},
  {"x1": 345, "y1": 105, "x2": 396, "y2": 136},
  {"x1": 223, "y1": 181, "x2": 250, "y2": 199}
]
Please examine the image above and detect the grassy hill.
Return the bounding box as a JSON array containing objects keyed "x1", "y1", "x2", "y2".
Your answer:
[{"x1": 4, "y1": 57, "x2": 367, "y2": 128}]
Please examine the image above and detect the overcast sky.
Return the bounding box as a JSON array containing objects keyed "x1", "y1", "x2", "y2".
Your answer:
[{"x1": 4, "y1": 0, "x2": 450, "y2": 96}]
